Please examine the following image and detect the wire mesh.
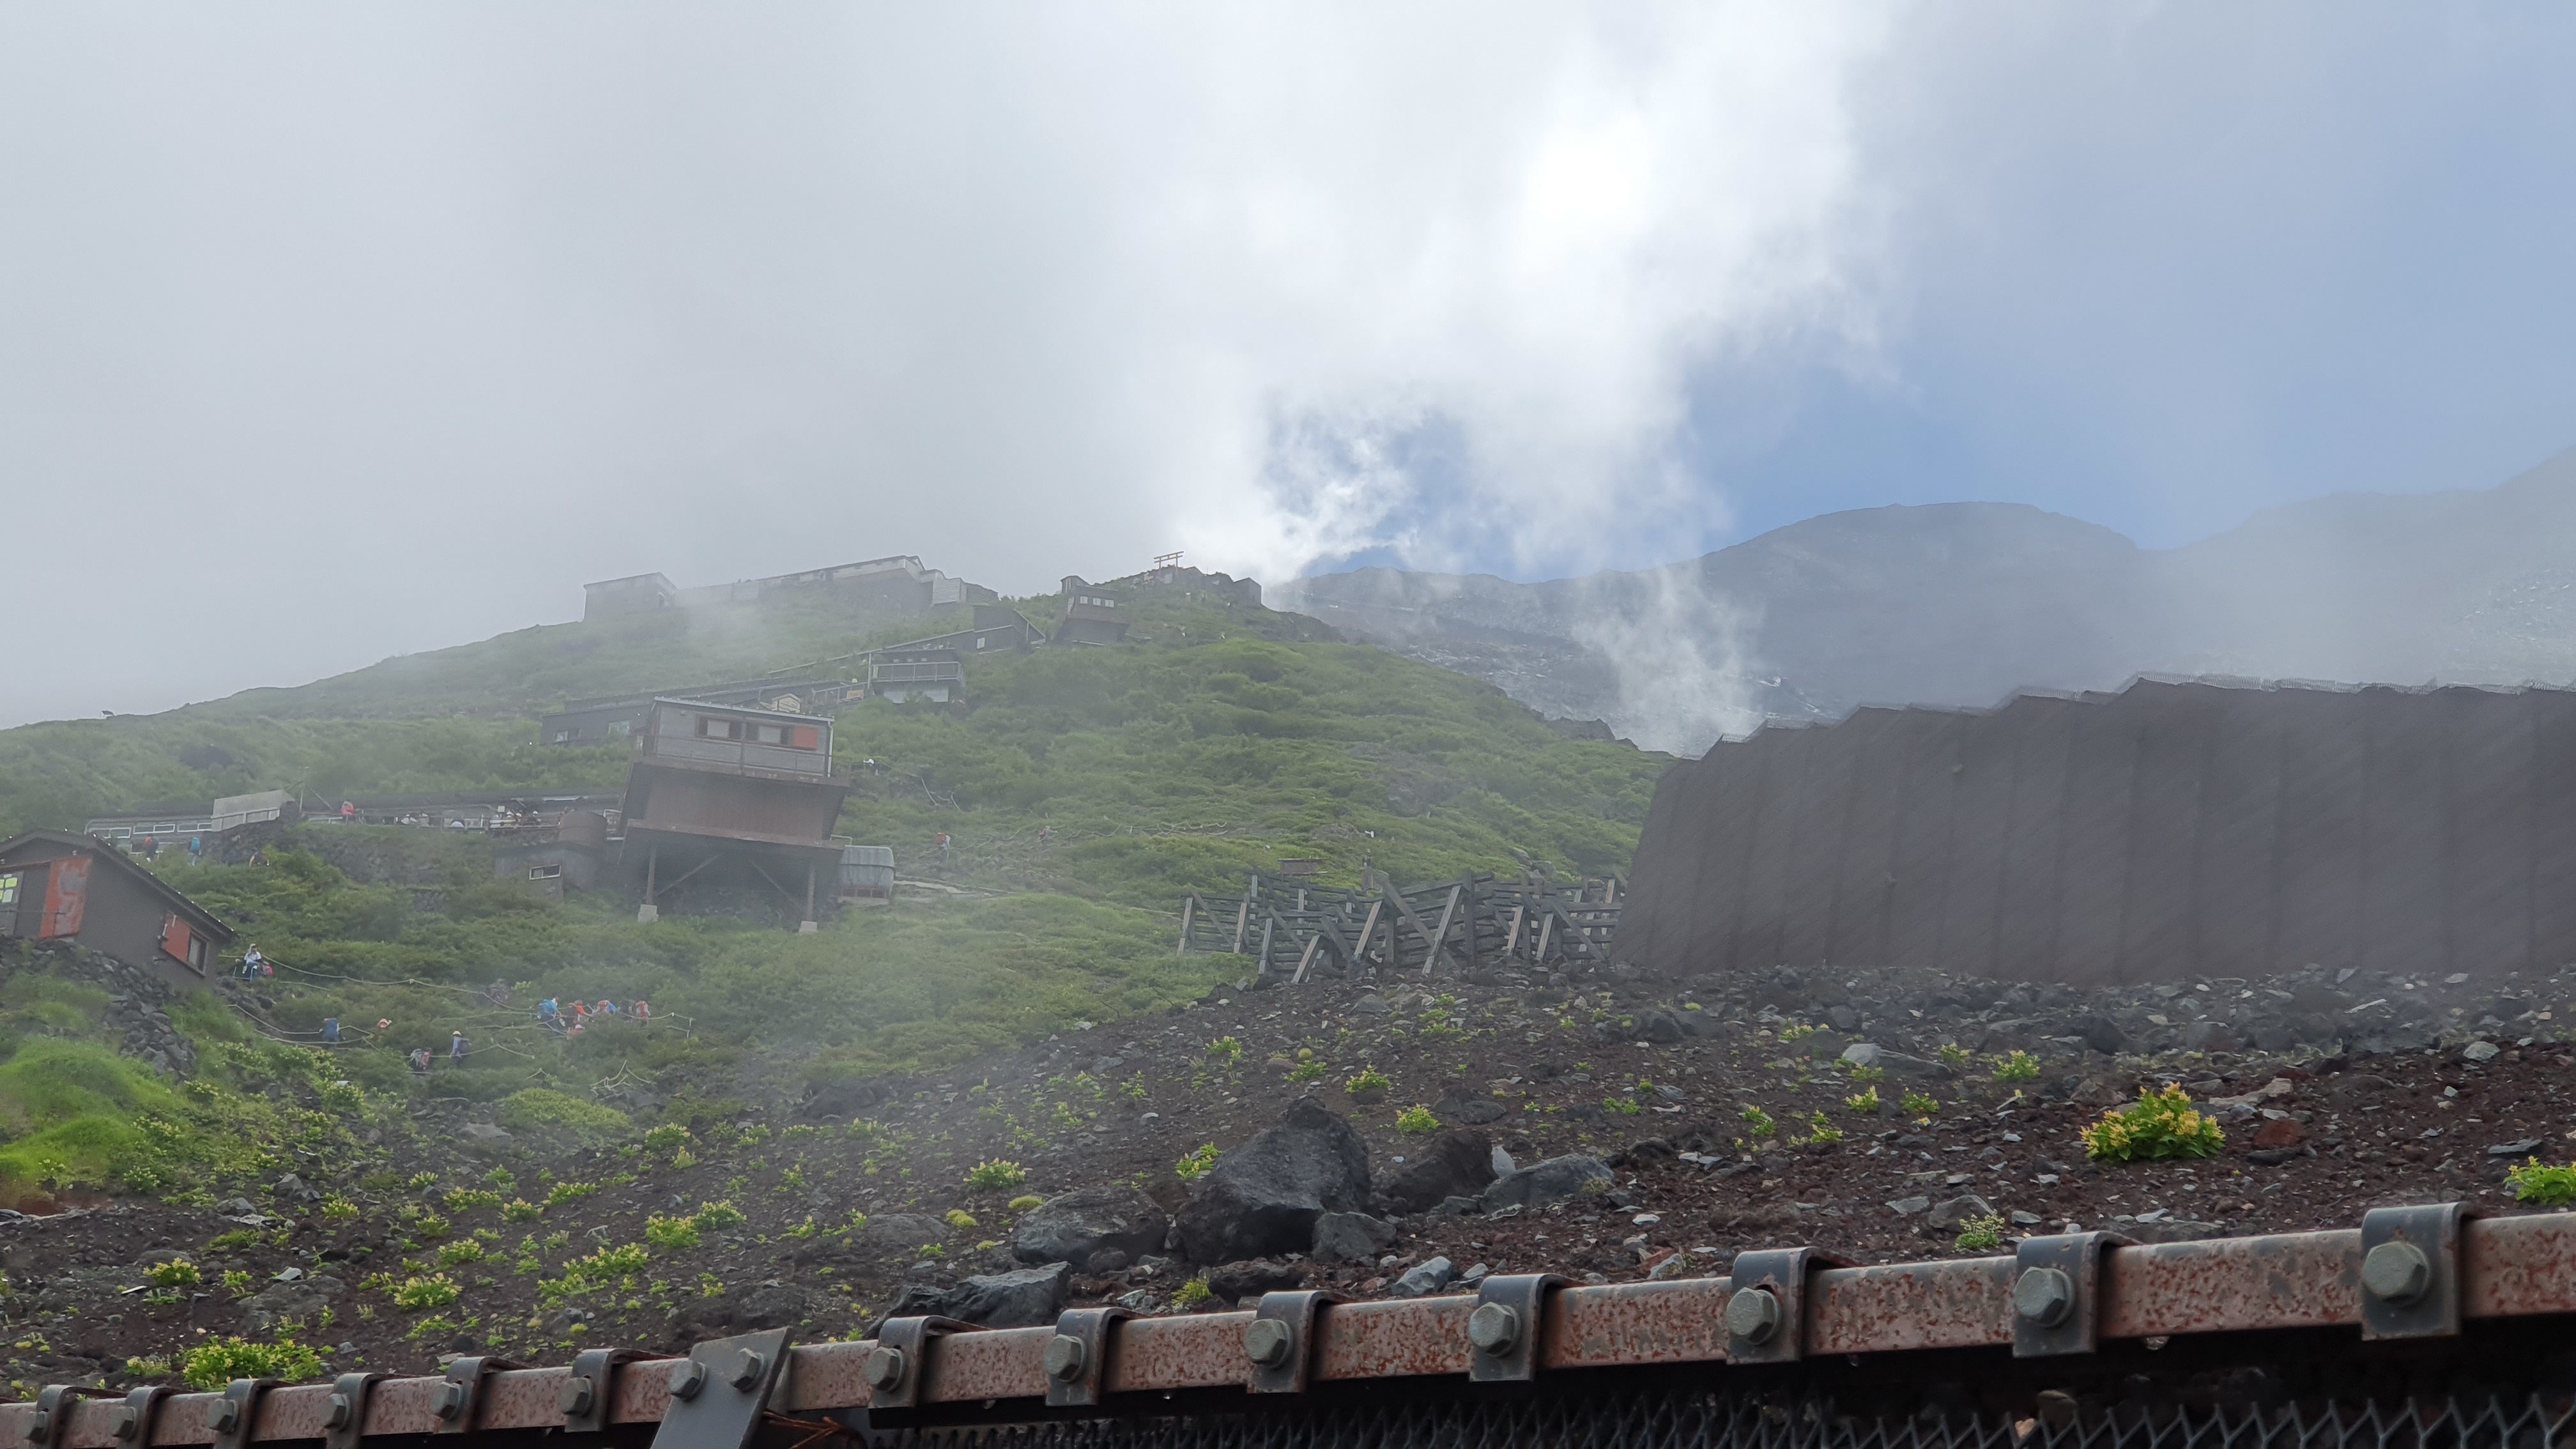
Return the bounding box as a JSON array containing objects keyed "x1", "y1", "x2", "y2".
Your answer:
[{"x1": 879, "y1": 1388, "x2": 2576, "y2": 1449}]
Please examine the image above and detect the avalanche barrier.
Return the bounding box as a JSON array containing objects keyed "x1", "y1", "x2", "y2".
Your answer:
[{"x1": 10, "y1": 1204, "x2": 2575, "y2": 1449}]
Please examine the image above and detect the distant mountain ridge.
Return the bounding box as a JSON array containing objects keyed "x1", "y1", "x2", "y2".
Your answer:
[{"x1": 1275, "y1": 448, "x2": 2576, "y2": 755}]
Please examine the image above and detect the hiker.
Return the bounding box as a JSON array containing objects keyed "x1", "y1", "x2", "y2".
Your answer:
[
  {"x1": 409, "y1": 1048, "x2": 432, "y2": 1077},
  {"x1": 187, "y1": 835, "x2": 202, "y2": 865},
  {"x1": 139, "y1": 834, "x2": 157, "y2": 859},
  {"x1": 935, "y1": 831, "x2": 952, "y2": 866},
  {"x1": 321, "y1": 1018, "x2": 340, "y2": 1044},
  {"x1": 241, "y1": 944, "x2": 265, "y2": 980},
  {"x1": 538, "y1": 997, "x2": 560, "y2": 1027},
  {"x1": 597, "y1": 999, "x2": 617, "y2": 1018},
  {"x1": 340, "y1": 799, "x2": 356, "y2": 824},
  {"x1": 1036, "y1": 824, "x2": 1052, "y2": 850},
  {"x1": 632, "y1": 999, "x2": 650, "y2": 1025},
  {"x1": 450, "y1": 1032, "x2": 468, "y2": 1064}
]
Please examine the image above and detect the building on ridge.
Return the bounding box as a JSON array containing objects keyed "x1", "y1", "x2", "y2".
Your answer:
[{"x1": 0, "y1": 831, "x2": 234, "y2": 986}]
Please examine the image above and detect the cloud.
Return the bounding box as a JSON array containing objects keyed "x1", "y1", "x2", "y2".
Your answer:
[{"x1": 0, "y1": 3, "x2": 1890, "y2": 724}]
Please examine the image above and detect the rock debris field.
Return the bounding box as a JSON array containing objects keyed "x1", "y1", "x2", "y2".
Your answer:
[{"x1": 3, "y1": 958, "x2": 2572, "y2": 1394}]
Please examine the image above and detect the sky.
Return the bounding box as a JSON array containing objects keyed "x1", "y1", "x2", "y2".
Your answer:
[{"x1": 4, "y1": 4, "x2": 2573, "y2": 727}]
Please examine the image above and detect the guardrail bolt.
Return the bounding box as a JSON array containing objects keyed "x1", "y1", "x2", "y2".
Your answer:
[
  {"x1": 558, "y1": 1377, "x2": 595, "y2": 1418},
  {"x1": 1724, "y1": 1287, "x2": 1781, "y2": 1344},
  {"x1": 2012, "y1": 1266, "x2": 2076, "y2": 1328},
  {"x1": 1244, "y1": 1319, "x2": 1296, "y2": 1368},
  {"x1": 325, "y1": 1395, "x2": 355, "y2": 1430},
  {"x1": 206, "y1": 1403, "x2": 240, "y2": 1436},
  {"x1": 434, "y1": 1384, "x2": 468, "y2": 1421},
  {"x1": 24, "y1": 1411, "x2": 47, "y2": 1441},
  {"x1": 863, "y1": 1347, "x2": 907, "y2": 1394},
  {"x1": 727, "y1": 1350, "x2": 767, "y2": 1393},
  {"x1": 668, "y1": 1361, "x2": 709, "y2": 1402},
  {"x1": 111, "y1": 1409, "x2": 140, "y2": 1441},
  {"x1": 2363, "y1": 1241, "x2": 2432, "y2": 1305},
  {"x1": 1467, "y1": 1302, "x2": 1521, "y2": 1356},
  {"x1": 1043, "y1": 1335, "x2": 1088, "y2": 1383}
]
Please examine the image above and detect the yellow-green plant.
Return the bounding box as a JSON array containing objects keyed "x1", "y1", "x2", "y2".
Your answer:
[
  {"x1": 2081, "y1": 1085, "x2": 2225, "y2": 1162},
  {"x1": 647, "y1": 1214, "x2": 702, "y2": 1251},
  {"x1": 2506, "y1": 1158, "x2": 2576, "y2": 1206},
  {"x1": 1344, "y1": 1065, "x2": 1392, "y2": 1100},
  {"x1": 1900, "y1": 1091, "x2": 1940, "y2": 1117},
  {"x1": 964, "y1": 1159, "x2": 1028, "y2": 1192},
  {"x1": 1953, "y1": 1213, "x2": 2005, "y2": 1251},
  {"x1": 1992, "y1": 1051, "x2": 2041, "y2": 1083},
  {"x1": 1738, "y1": 1105, "x2": 1776, "y2": 1139},
  {"x1": 1395, "y1": 1105, "x2": 1439, "y2": 1133},
  {"x1": 391, "y1": 1274, "x2": 461, "y2": 1311},
  {"x1": 1174, "y1": 1143, "x2": 1220, "y2": 1181},
  {"x1": 1844, "y1": 1085, "x2": 1882, "y2": 1114},
  {"x1": 181, "y1": 1337, "x2": 320, "y2": 1390},
  {"x1": 1172, "y1": 1277, "x2": 1215, "y2": 1309},
  {"x1": 146, "y1": 1259, "x2": 201, "y2": 1289}
]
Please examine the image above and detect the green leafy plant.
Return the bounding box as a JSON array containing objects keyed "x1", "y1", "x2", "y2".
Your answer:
[
  {"x1": 642, "y1": 1123, "x2": 692, "y2": 1154},
  {"x1": 220, "y1": 1269, "x2": 254, "y2": 1298},
  {"x1": 319, "y1": 1196, "x2": 358, "y2": 1222},
  {"x1": 2082, "y1": 1084, "x2": 2225, "y2": 1162},
  {"x1": 646, "y1": 1214, "x2": 702, "y2": 1251},
  {"x1": 1006, "y1": 1195, "x2": 1045, "y2": 1212},
  {"x1": 1344, "y1": 1065, "x2": 1392, "y2": 1101},
  {"x1": 1204, "y1": 1036, "x2": 1245, "y2": 1065},
  {"x1": 964, "y1": 1159, "x2": 1029, "y2": 1192},
  {"x1": 693, "y1": 1200, "x2": 747, "y2": 1230},
  {"x1": 1801, "y1": 1111, "x2": 1844, "y2": 1144},
  {"x1": 391, "y1": 1274, "x2": 461, "y2": 1311},
  {"x1": 1394, "y1": 1105, "x2": 1440, "y2": 1133},
  {"x1": 1901, "y1": 1090, "x2": 1940, "y2": 1117},
  {"x1": 1172, "y1": 1277, "x2": 1215, "y2": 1309},
  {"x1": 444, "y1": 1188, "x2": 502, "y2": 1213},
  {"x1": 1738, "y1": 1105, "x2": 1777, "y2": 1139},
  {"x1": 2505, "y1": 1158, "x2": 2576, "y2": 1206},
  {"x1": 145, "y1": 1259, "x2": 201, "y2": 1289},
  {"x1": 1174, "y1": 1142, "x2": 1220, "y2": 1181},
  {"x1": 1601, "y1": 1096, "x2": 1642, "y2": 1116},
  {"x1": 1844, "y1": 1062, "x2": 1885, "y2": 1084},
  {"x1": 411, "y1": 1213, "x2": 452, "y2": 1241},
  {"x1": 181, "y1": 1336, "x2": 321, "y2": 1390},
  {"x1": 502, "y1": 1199, "x2": 542, "y2": 1222},
  {"x1": 435, "y1": 1241, "x2": 488, "y2": 1268},
  {"x1": 1954, "y1": 1213, "x2": 2006, "y2": 1252},
  {"x1": 1843, "y1": 1085, "x2": 1882, "y2": 1114},
  {"x1": 1287, "y1": 1059, "x2": 1328, "y2": 1084},
  {"x1": 542, "y1": 1181, "x2": 597, "y2": 1209},
  {"x1": 943, "y1": 1208, "x2": 979, "y2": 1230},
  {"x1": 1936, "y1": 1043, "x2": 1972, "y2": 1070},
  {"x1": 1992, "y1": 1050, "x2": 2041, "y2": 1083}
]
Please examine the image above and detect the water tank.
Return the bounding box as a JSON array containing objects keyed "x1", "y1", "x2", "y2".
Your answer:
[{"x1": 839, "y1": 844, "x2": 896, "y2": 898}]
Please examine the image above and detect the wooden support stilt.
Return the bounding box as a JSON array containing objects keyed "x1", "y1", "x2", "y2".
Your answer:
[
  {"x1": 1291, "y1": 933, "x2": 1322, "y2": 984},
  {"x1": 1504, "y1": 904, "x2": 1526, "y2": 958},
  {"x1": 1232, "y1": 898, "x2": 1251, "y2": 954},
  {"x1": 1177, "y1": 894, "x2": 1197, "y2": 956},
  {"x1": 1257, "y1": 915, "x2": 1275, "y2": 976},
  {"x1": 1534, "y1": 911, "x2": 1555, "y2": 965},
  {"x1": 1422, "y1": 884, "x2": 1462, "y2": 977}
]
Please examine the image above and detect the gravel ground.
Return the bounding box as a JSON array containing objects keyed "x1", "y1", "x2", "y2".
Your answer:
[{"x1": 1, "y1": 958, "x2": 2569, "y2": 1395}]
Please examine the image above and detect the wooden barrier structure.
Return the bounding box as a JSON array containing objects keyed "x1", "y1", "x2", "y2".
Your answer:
[{"x1": 1177, "y1": 872, "x2": 1623, "y2": 982}]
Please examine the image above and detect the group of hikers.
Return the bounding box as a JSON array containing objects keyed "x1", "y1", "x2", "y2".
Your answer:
[
  {"x1": 246, "y1": 940, "x2": 650, "y2": 1077},
  {"x1": 537, "y1": 995, "x2": 649, "y2": 1036}
]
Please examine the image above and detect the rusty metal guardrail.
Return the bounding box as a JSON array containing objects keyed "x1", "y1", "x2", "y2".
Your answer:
[{"x1": 10, "y1": 1204, "x2": 2574, "y2": 1449}]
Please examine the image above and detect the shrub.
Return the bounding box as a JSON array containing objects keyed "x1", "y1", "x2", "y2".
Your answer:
[
  {"x1": 965, "y1": 1159, "x2": 1028, "y2": 1192},
  {"x1": 146, "y1": 1259, "x2": 201, "y2": 1288},
  {"x1": 1844, "y1": 1061, "x2": 1885, "y2": 1084},
  {"x1": 497, "y1": 1089, "x2": 633, "y2": 1144},
  {"x1": 220, "y1": 1269, "x2": 253, "y2": 1298},
  {"x1": 2082, "y1": 1085, "x2": 2225, "y2": 1162},
  {"x1": 2506, "y1": 1158, "x2": 2576, "y2": 1206},
  {"x1": 1006, "y1": 1195, "x2": 1045, "y2": 1213},
  {"x1": 1992, "y1": 1051, "x2": 2041, "y2": 1083},
  {"x1": 1954, "y1": 1213, "x2": 2005, "y2": 1252},
  {"x1": 1936, "y1": 1043, "x2": 1972, "y2": 1070},
  {"x1": 1173, "y1": 1143, "x2": 1220, "y2": 1181},
  {"x1": 693, "y1": 1200, "x2": 747, "y2": 1230},
  {"x1": 1172, "y1": 1276, "x2": 1214, "y2": 1309},
  {"x1": 1738, "y1": 1105, "x2": 1776, "y2": 1139},
  {"x1": 1203, "y1": 1036, "x2": 1245, "y2": 1065},
  {"x1": 208, "y1": 1229, "x2": 266, "y2": 1252},
  {"x1": 434, "y1": 1241, "x2": 487, "y2": 1268},
  {"x1": 646, "y1": 1214, "x2": 702, "y2": 1251},
  {"x1": 1344, "y1": 1066, "x2": 1392, "y2": 1100},
  {"x1": 502, "y1": 1199, "x2": 542, "y2": 1222},
  {"x1": 443, "y1": 1188, "x2": 502, "y2": 1213},
  {"x1": 944, "y1": 1208, "x2": 979, "y2": 1230},
  {"x1": 391, "y1": 1274, "x2": 461, "y2": 1311},
  {"x1": 1287, "y1": 1060, "x2": 1327, "y2": 1084},
  {"x1": 1844, "y1": 1085, "x2": 1882, "y2": 1115},
  {"x1": 182, "y1": 1336, "x2": 321, "y2": 1390},
  {"x1": 1800, "y1": 1111, "x2": 1844, "y2": 1145},
  {"x1": 642, "y1": 1123, "x2": 692, "y2": 1154},
  {"x1": 1600, "y1": 1096, "x2": 1641, "y2": 1116},
  {"x1": 411, "y1": 1213, "x2": 452, "y2": 1241},
  {"x1": 542, "y1": 1180, "x2": 597, "y2": 1209},
  {"x1": 319, "y1": 1196, "x2": 358, "y2": 1222},
  {"x1": 1900, "y1": 1091, "x2": 1940, "y2": 1117},
  {"x1": 1395, "y1": 1105, "x2": 1439, "y2": 1133}
]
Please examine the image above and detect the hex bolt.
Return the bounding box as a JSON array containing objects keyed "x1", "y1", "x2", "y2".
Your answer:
[
  {"x1": 1244, "y1": 1318, "x2": 1297, "y2": 1368},
  {"x1": 111, "y1": 1409, "x2": 140, "y2": 1441},
  {"x1": 1043, "y1": 1334, "x2": 1089, "y2": 1383},
  {"x1": 728, "y1": 1349, "x2": 767, "y2": 1393},
  {"x1": 668, "y1": 1360, "x2": 708, "y2": 1402},
  {"x1": 862, "y1": 1347, "x2": 907, "y2": 1394},
  {"x1": 206, "y1": 1402, "x2": 241, "y2": 1436},
  {"x1": 434, "y1": 1383, "x2": 470, "y2": 1421},
  {"x1": 2012, "y1": 1266, "x2": 2077, "y2": 1328},
  {"x1": 558, "y1": 1376, "x2": 595, "y2": 1418},
  {"x1": 1467, "y1": 1303, "x2": 1521, "y2": 1356},
  {"x1": 325, "y1": 1394, "x2": 355, "y2": 1430},
  {"x1": 1724, "y1": 1287, "x2": 1781, "y2": 1344},
  {"x1": 2363, "y1": 1241, "x2": 2432, "y2": 1305},
  {"x1": 24, "y1": 1411, "x2": 47, "y2": 1442}
]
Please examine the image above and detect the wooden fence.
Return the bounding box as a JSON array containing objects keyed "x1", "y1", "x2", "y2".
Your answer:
[{"x1": 1176, "y1": 871, "x2": 1623, "y2": 982}]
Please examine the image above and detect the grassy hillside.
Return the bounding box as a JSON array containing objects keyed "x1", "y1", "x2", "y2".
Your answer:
[{"x1": 0, "y1": 576, "x2": 1672, "y2": 1200}]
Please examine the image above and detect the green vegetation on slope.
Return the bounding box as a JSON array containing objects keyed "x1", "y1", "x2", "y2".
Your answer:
[{"x1": 0, "y1": 573, "x2": 1673, "y2": 1195}]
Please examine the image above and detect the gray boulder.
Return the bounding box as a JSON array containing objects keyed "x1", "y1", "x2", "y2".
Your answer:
[
  {"x1": 729, "y1": 1280, "x2": 815, "y2": 1329},
  {"x1": 1478, "y1": 1154, "x2": 1614, "y2": 1212},
  {"x1": 1011, "y1": 1186, "x2": 1168, "y2": 1269},
  {"x1": 854, "y1": 1213, "x2": 951, "y2": 1257},
  {"x1": 1377, "y1": 1130, "x2": 1498, "y2": 1214},
  {"x1": 1206, "y1": 1259, "x2": 1305, "y2": 1303},
  {"x1": 1176, "y1": 1098, "x2": 1372, "y2": 1264},
  {"x1": 942, "y1": 1262, "x2": 1070, "y2": 1327},
  {"x1": 1311, "y1": 1212, "x2": 1399, "y2": 1262},
  {"x1": 1925, "y1": 1194, "x2": 1993, "y2": 1230},
  {"x1": 241, "y1": 1273, "x2": 341, "y2": 1333},
  {"x1": 1388, "y1": 1257, "x2": 1454, "y2": 1298}
]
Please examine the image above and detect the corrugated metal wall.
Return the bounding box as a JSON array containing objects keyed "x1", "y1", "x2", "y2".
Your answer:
[{"x1": 1614, "y1": 678, "x2": 2576, "y2": 983}]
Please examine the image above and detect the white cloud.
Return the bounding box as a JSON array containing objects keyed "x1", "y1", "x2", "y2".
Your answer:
[{"x1": 0, "y1": 3, "x2": 1892, "y2": 723}]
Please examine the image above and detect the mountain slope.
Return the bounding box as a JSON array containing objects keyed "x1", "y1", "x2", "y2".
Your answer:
[{"x1": 1278, "y1": 447, "x2": 2576, "y2": 753}]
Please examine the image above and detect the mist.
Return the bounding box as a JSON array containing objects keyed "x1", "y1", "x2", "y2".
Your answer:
[{"x1": 5, "y1": 5, "x2": 2575, "y2": 728}]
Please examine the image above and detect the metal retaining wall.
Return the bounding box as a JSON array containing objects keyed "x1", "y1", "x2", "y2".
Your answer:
[
  {"x1": 1614, "y1": 678, "x2": 2576, "y2": 984},
  {"x1": 10, "y1": 1206, "x2": 2574, "y2": 1449}
]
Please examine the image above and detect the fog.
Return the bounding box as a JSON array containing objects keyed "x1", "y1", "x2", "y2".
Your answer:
[{"x1": 4, "y1": 5, "x2": 2573, "y2": 728}]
